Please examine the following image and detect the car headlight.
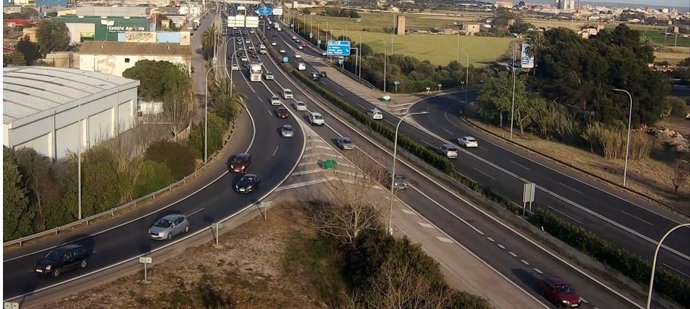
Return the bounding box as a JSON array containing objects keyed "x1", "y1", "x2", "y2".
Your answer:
[
  {"x1": 246, "y1": 186, "x2": 253, "y2": 190},
  {"x1": 561, "y1": 300, "x2": 570, "y2": 304},
  {"x1": 45, "y1": 265, "x2": 51, "y2": 270}
]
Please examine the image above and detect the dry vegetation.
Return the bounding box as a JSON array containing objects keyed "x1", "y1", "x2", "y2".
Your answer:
[{"x1": 43, "y1": 202, "x2": 347, "y2": 309}]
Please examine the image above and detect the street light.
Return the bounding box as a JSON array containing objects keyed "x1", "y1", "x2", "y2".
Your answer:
[
  {"x1": 646, "y1": 223, "x2": 690, "y2": 309},
  {"x1": 458, "y1": 49, "x2": 470, "y2": 104},
  {"x1": 394, "y1": 80, "x2": 400, "y2": 92},
  {"x1": 374, "y1": 38, "x2": 388, "y2": 93},
  {"x1": 613, "y1": 88, "x2": 634, "y2": 187},
  {"x1": 437, "y1": 83, "x2": 442, "y2": 92},
  {"x1": 510, "y1": 44, "x2": 517, "y2": 140},
  {"x1": 388, "y1": 111, "x2": 430, "y2": 235},
  {"x1": 204, "y1": 52, "x2": 237, "y2": 163}
]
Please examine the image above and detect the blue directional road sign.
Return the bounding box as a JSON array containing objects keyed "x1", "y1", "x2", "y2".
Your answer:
[
  {"x1": 327, "y1": 40, "x2": 351, "y2": 56},
  {"x1": 256, "y1": 7, "x2": 273, "y2": 16}
]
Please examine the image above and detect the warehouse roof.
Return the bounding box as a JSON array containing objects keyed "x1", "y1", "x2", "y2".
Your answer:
[
  {"x1": 79, "y1": 41, "x2": 192, "y2": 56},
  {"x1": 3, "y1": 66, "x2": 139, "y2": 125}
]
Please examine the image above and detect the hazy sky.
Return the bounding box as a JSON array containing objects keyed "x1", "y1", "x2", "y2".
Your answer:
[{"x1": 531, "y1": 0, "x2": 689, "y2": 9}]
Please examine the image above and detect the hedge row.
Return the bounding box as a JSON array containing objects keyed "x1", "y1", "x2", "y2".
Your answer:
[
  {"x1": 289, "y1": 60, "x2": 688, "y2": 306},
  {"x1": 529, "y1": 209, "x2": 690, "y2": 307}
]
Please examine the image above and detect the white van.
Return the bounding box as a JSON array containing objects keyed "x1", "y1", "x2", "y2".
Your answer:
[
  {"x1": 298, "y1": 62, "x2": 306, "y2": 71},
  {"x1": 437, "y1": 144, "x2": 459, "y2": 159},
  {"x1": 282, "y1": 88, "x2": 293, "y2": 99},
  {"x1": 308, "y1": 112, "x2": 325, "y2": 126}
]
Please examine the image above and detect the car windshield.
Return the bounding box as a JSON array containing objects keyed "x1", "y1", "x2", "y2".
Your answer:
[
  {"x1": 283, "y1": 125, "x2": 293, "y2": 131},
  {"x1": 556, "y1": 285, "x2": 573, "y2": 294},
  {"x1": 231, "y1": 156, "x2": 247, "y2": 164},
  {"x1": 466, "y1": 137, "x2": 476, "y2": 141},
  {"x1": 243, "y1": 175, "x2": 256, "y2": 182},
  {"x1": 45, "y1": 249, "x2": 63, "y2": 261},
  {"x1": 341, "y1": 138, "x2": 351, "y2": 143},
  {"x1": 154, "y1": 218, "x2": 173, "y2": 228}
]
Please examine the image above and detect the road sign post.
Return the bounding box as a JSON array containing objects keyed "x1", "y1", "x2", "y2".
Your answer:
[
  {"x1": 259, "y1": 201, "x2": 272, "y2": 220},
  {"x1": 4, "y1": 302, "x2": 19, "y2": 309},
  {"x1": 522, "y1": 182, "x2": 536, "y2": 215},
  {"x1": 139, "y1": 256, "x2": 152, "y2": 283}
]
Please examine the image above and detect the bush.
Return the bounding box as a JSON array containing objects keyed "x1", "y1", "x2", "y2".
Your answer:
[
  {"x1": 133, "y1": 160, "x2": 174, "y2": 198},
  {"x1": 581, "y1": 122, "x2": 652, "y2": 160},
  {"x1": 144, "y1": 140, "x2": 196, "y2": 180},
  {"x1": 187, "y1": 112, "x2": 227, "y2": 159}
]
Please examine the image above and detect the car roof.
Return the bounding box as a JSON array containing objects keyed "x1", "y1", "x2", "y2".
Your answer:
[
  {"x1": 463, "y1": 136, "x2": 476, "y2": 140},
  {"x1": 443, "y1": 143, "x2": 458, "y2": 148},
  {"x1": 56, "y1": 243, "x2": 85, "y2": 250},
  {"x1": 160, "y1": 214, "x2": 185, "y2": 220},
  {"x1": 311, "y1": 112, "x2": 322, "y2": 116},
  {"x1": 282, "y1": 124, "x2": 293, "y2": 128},
  {"x1": 235, "y1": 153, "x2": 251, "y2": 159},
  {"x1": 543, "y1": 277, "x2": 569, "y2": 285}
]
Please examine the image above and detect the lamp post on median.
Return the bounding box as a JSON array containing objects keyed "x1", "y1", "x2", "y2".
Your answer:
[
  {"x1": 613, "y1": 88, "x2": 634, "y2": 188},
  {"x1": 388, "y1": 111, "x2": 430, "y2": 235},
  {"x1": 394, "y1": 80, "x2": 400, "y2": 93},
  {"x1": 204, "y1": 51, "x2": 238, "y2": 164},
  {"x1": 509, "y1": 44, "x2": 517, "y2": 140},
  {"x1": 458, "y1": 49, "x2": 470, "y2": 104},
  {"x1": 374, "y1": 38, "x2": 388, "y2": 93},
  {"x1": 646, "y1": 223, "x2": 690, "y2": 309}
]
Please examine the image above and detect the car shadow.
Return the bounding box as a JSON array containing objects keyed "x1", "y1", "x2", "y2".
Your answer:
[
  {"x1": 60, "y1": 233, "x2": 94, "y2": 254},
  {"x1": 511, "y1": 268, "x2": 542, "y2": 294}
]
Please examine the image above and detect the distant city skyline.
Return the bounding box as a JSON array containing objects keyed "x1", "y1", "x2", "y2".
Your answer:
[{"x1": 529, "y1": 0, "x2": 689, "y2": 10}]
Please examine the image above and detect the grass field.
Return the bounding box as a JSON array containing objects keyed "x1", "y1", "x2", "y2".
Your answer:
[{"x1": 294, "y1": 14, "x2": 514, "y2": 66}]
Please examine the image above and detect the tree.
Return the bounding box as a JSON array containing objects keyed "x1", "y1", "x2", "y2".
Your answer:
[
  {"x1": 493, "y1": 7, "x2": 516, "y2": 30},
  {"x1": 36, "y1": 19, "x2": 70, "y2": 54},
  {"x1": 201, "y1": 27, "x2": 217, "y2": 60},
  {"x1": 3, "y1": 156, "x2": 34, "y2": 240},
  {"x1": 307, "y1": 153, "x2": 388, "y2": 247},
  {"x1": 671, "y1": 160, "x2": 689, "y2": 194},
  {"x1": 6, "y1": 51, "x2": 27, "y2": 66},
  {"x1": 144, "y1": 140, "x2": 196, "y2": 180},
  {"x1": 15, "y1": 35, "x2": 41, "y2": 65},
  {"x1": 476, "y1": 70, "x2": 518, "y2": 127},
  {"x1": 301, "y1": 8, "x2": 311, "y2": 15},
  {"x1": 209, "y1": 77, "x2": 245, "y2": 122}
]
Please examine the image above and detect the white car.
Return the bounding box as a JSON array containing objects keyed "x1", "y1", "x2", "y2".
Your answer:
[
  {"x1": 282, "y1": 88, "x2": 293, "y2": 99},
  {"x1": 457, "y1": 136, "x2": 479, "y2": 148},
  {"x1": 293, "y1": 101, "x2": 307, "y2": 111},
  {"x1": 436, "y1": 144, "x2": 459, "y2": 159},
  {"x1": 240, "y1": 56, "x2": 248, "y2": 62},
  {"x1": 271, "y1": 42, "x2": 277, "y2": 46},
  {"x1": 245, "y1": 39, "x2": 250, "y2": 44},
  {"x1": 279, "y1": 49, "x2": 286, "y2": 54},
  {"x1": 231, "y1": 64, "x2": 240, "y2": 71},
  {"x1": 368, "y1": 108, "x2": 383, "y2": 120},
  {"x1": 249, "y1": 30, "x2": 255, "y2": 34},
  {"x1": 270, "y1": 95, "x2": 282, "y2": 106},
  {"x1": 264, "y1": 71, "x2": 274, "y2": 80},
  {"x1": 308, "y1": 112, "x2": 325, "y2": 126},
  {"x1": 295, "y1": 54, "x2": 302, "y2": 59}
]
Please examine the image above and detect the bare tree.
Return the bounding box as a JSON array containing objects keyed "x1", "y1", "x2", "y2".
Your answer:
[
  {"x1": 307, "y1": 151, "x2": 389, "y2": 246},
  {"x1": 367, "y1": 257, "x2": 453, "y2": 309},
  {"x1": 671, "y1": 159, "x2": 689, "y2": 194}
]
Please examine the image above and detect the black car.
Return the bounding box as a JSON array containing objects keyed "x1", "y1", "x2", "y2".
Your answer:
[
  {"x1": 276, "y1": 107, "x2": 289, "y2": 119},
  {"x1": 234, "y1": 173, "x2": 260, "y2": 193},
  {"x1": 35, "y1": 244, "x2": 89, "y2": 277},
  {"x1": 227, "y1": 153, "x2": 251, "y2": 173}
]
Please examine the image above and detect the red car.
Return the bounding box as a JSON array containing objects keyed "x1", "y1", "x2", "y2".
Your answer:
[
  {"x1": 537, "y1": 277, "x2": 581, "y2": 307},
  {"x1": 276, "y1": 107, "x2": 289, "y2": 119},
  {"x1": 227, "y1": 153, "x2": 251, "y2": 174}
]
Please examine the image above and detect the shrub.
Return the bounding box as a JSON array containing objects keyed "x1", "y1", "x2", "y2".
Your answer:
[
  {"x1": 144, "y1": 140, "x2": 196, "y2": 180},
  {"x1": 133, "y1": 160, "x2": 174, "y2": 198},
  {"x1": 187, "y1": 112, "x2": 227, "y2": 159},
  {"x1": 581, "y1": 122, "x2": 652, "y2": 160}
]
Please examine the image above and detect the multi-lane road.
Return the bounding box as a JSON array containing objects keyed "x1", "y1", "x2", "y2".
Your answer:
[
  {"x1": 3, "y1": 8, "x2": 683, "y2": 308},
  {"x1": 268, "y1": 20, "x2": 690, "y2": 282}
]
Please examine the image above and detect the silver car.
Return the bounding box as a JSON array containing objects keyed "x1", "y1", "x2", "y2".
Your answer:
[
  {"x1": 385, "y1": 167, "x2": 409, "y2": 190},
  {"x1": 280, "y1": 124, "x2": 294, "y2": 138},
  {"x1": 148, "y1": 214, "x2": 190, "y2": 240},
  {"x1": 336, "y1": 137, "x2": 355, "y2": 150}
]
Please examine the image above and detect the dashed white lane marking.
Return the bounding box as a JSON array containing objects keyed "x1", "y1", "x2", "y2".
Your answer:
[
  {"x1": 486, "y1": 237, "x2": 495, "y2": 242},
  {"x1": 521, "y1": 259, "x2": 530, "y2": 266},
  {"x1": 336, "y1": 90, "x2": 344, "y2": 96},
  {"x1": 621, "y1": 210, "x2": 653, "y2": 226},
  {"x1": 257, "y1": 97, "x2": 263, "y2": 102},
  {"x1": 442, "y1": 128, "x2": 453, "y2": 135},
  {"x1": 559, "y1": 182, "x2": 583, "y2": 194},
  {"x1": 546, "y1": 206, "x2": 583, "y2": 225},
  {"x1": 497, "y1": 244, "x2": 506, "y2": 250},
  {"x1": 436, "y1": 237, "x2": 453, "y2": 243},
  {"x1": 509, "y1": 251, "x2": 518, "y2": 257},
  {"x1": 533, "y1": 268, "x2": 543, "y2": 274},
  {"x1": 510, "y1": 160, "x2": 531, "y2": 170},
  {"x1": 581, "y1": 298, "x2": 589, "y2": 304},
  {"x1": 272, "y1": 146, "x2": 279, "y2": 157},
  {"x1": 419, "y1": 222, "x2": 434, "y2": 229},
  {"x1": 187, "y1": 208, "x2": 204, "y2": 217},
  {"x1": 473, "y1": 167, "x2": 498, "y2": 180},
  {"x1": 401, "y1": 209, "x2": 415, "y2": 214}
]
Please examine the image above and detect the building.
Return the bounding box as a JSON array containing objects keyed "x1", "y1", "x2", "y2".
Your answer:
[
  {"x1": 462, "y1": 23, "x2": 481, "y2": 36},
  {"x1": 395, "y1": 15, "x2": 405, "y2": 35},
  {"x1": 3, "y1": 67, "x2": 140, "y2": 161},
  {"x1": 35, "y1": 0, "x2": 68, "y2": 8},
  {"x1": 57, "y1": 15, "x2": 152, "y2": 45},
  {"x1": 79, "y1": 41, "x2": 192, "y2": 77},
  {"x1": 495, "y1": 1, "x2": 513, "y2": 8},
  {"x1": 557, "y1": 0, "x2": 576, "y2": 11}
]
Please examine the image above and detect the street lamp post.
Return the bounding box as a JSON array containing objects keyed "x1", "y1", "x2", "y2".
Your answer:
[
  {"x1": 394, "y1": 80, "x2": 400, "y2": 92},
  {"x1": 204, "y1": 54, "x2": 237, "y2": 163},
  {"x1": 646, "y1": 223, "x2": 690, "y2": 309},
  {"x1": 458, "y1": 49, "x2": 470, "y2": 104},
  {"x1": 510, "y1": 45, "x2": 517, "y2": 140},
  {"x1": 613, "y1": 88, "x2": 634, "y2": 187},
  {"x1": 375, "y1": 38, "x2": 388, "y2": 93},
  {"x1": 388, "y1": 111, "x2": 430, "y2": 235}
]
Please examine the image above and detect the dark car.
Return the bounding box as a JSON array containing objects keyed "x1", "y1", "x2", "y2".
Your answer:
[
  {"x1": 320, "y1": 71, "x2": 327, "y2": 78},
  {"x1": 276, "y1": 107, "x2": 289, "y2": 119},
  {"x1": 227, "y1": 153, "x2": 252, "y2": 173},
  {"x1": 234, "y1": 173, "x2": 260, "y2": 193},
  {"x1": 311, "y1": 72, "x2": 320, "y2": 81},
  {"x1": 385, "y1": 167, "x2": 409, "y2": 190},
  {"x1": 35, "y1": 244, "x2": 89, "y2": 277},
  {"x1": 537, "y1": 277, "x2": 581, "y2": 307}
]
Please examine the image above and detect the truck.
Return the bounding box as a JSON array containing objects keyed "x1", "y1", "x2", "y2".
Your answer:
[
  {"x1": 250, "y1": 63, "x2": 262, "y2": 82},
  {"x1": 275, "y1": 23, "x2": 282, "y2": 31},
  {"x1": 297, "y1": 62, "x2": 306, "y2": 71},
  {"x1": 259, "y1": 44, "x2": 267, "y2": 54},
  {"x1": 193, "y1": 18, "x2": 200, "y2": 30}
]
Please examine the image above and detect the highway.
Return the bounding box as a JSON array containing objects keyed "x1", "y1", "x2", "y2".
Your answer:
[
  {"x1": 249, "y1": 17, "x2": 652, "y2": 308},
  {"x1": 2, "y1": 14, "x2": 304, "y2": 300},
  {"x1": 267, "y1": 20, "x2": 690, "y2": 281}
]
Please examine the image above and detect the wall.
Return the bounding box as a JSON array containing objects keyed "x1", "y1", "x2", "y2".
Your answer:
[
  {"x1": 65, "y1": 23, "x2": 95, "y2": 44},
  {"x1": 80, "y1": 54, "x2": 191, "y2": 77},
  {"x1": 6, "y1": 87, "x2": 138, "y2": 160},
  {"x1": 35, "y1": 0, "x2": 67, "y2": 7}
]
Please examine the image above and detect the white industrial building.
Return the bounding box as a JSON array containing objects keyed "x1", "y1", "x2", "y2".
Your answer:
[{"x1": 3, "y1": 67, "x2": 140, "y2": 161}]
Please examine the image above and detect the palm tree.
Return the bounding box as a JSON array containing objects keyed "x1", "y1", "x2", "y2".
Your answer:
[
  {"x1": 201, "y1": 27, "x2": 217, "y2": 60},
  {"x1": 209, "y1": 78, "x2": 245, "y2": 122}
]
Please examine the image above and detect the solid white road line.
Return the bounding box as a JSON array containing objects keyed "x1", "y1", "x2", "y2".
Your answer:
[
  {"x1": 547, "y1": 206, "x2": 584, "y2": 225},
  {"x1": 419, "y1": 222, "x2": 434, "y2": 229},
  {"x1": 473, "y1": 167, "x2": 498, "y2": 180},
  {"x1": 411, "y1": 186, "x2": 485, "y2": 236},
  {"x1": 187, "y1": 208, "x2": 204, "y2": 217},
  {"x1": 559, "y1": 182, "x2": 583, "y2": 194},
  {"x1": 620, "y1": 210, "x2": 653, "y2": 226},
  {"x1": 510, "y1": 160, "x2": 531, "y2": 171},
  {"x1": 662, "y1": 263, "x2": 690, "y2": 278}
]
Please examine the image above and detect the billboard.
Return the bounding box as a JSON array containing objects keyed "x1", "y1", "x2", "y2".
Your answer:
[
  {"x1": 227, "y1": 15, "x2": 244, "y2": 28},
  {"x1": 520, "y1": 43, "x2": 534, "y2": 69},
  {"x1": 272, "y1": 8, "x2": 283, "y2": 16},
  {"x1": 245, "y1": 16, "x2": 259, "y2": 28}
]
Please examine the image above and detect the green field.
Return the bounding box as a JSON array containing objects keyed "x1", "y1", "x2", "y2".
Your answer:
[{"x1": 293, "y1": 14, "x2": 514, "y2": 67}]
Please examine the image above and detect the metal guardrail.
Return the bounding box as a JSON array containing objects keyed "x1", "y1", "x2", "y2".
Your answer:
[{"x1": 4, "y1": 120, "x2": 239, "y2": 248}]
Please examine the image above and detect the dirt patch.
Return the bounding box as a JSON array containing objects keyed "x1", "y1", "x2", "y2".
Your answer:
[
  {"x1": 42, "y1": 202, "x2": 338, "y2": 309},
  {"x1": 468, "y1": 120, "x2": 690, "y2": 215}
]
